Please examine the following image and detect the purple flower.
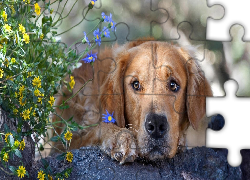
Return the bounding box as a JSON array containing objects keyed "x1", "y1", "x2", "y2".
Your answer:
[
  {"x1": 82, "y1": 51, "x2": 97, "y2": 63},
  {"x1": 101, "y1": 12, "x2": 109, "y2": 22},
  {"x1": 102, "y1": 27, "x2": 110, "y2": 38},
  {"x1": 102, "y1": 110, "x2": 116, "y2": 123},
  {"x1": 93, "y1": 29, "x2": 101, "y2": 46},
  {"x1": 108, "y1": 13, "x2": 116, "y2": 31},
  {"x1": 82, "y1": 32, "x2": 90, "y2": 46}
]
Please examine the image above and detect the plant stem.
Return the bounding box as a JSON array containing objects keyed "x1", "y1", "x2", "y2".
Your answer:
[{"x1": 62, "y1": 79, "x2": 93, "y2": 105}]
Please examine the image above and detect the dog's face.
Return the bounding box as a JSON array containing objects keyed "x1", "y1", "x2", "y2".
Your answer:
[
  {"x1": 101, "y1": 41, "x2": 212, "y2": 161},
  {"x1": 123, "y1": 42, "x2": 188, "y2": 160}
]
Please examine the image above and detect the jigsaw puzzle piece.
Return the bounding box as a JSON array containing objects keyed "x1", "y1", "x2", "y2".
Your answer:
[
  {"x1": 50, "y1": 0, "x2": 102, "y2": 40},
  {"x1": 151, "y1": 0, "x2": 223, "y2": 40},
  {"x1": 222, "y1": 24, "x2": 250, "y2": 96},
  {"x1": 207, "y1": 0, "x2": 250, "y2": 40},
  {"x1": 206, "y1": 79, "x2": 250, "y2": 167},
  {"x1": 205, "y1": 24, "x2": 250, "y2": 96},
  {"x1": 120, "y1": 0, "x2": 169, "y2": 41},
  {"x1": 173, "y1": 22, "x2": 207, "y2": 61}
]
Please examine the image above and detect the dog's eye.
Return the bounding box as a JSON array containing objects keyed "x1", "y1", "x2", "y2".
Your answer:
[
  {"x1": 169, "y1": 80, "x2": 180, "y2": 92},
  {"x1": 131, "y1": 81, "x2": 141, "y2": 91}
]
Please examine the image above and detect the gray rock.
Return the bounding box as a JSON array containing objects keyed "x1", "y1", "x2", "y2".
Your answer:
[{"x1": 27, "y1": 146, "x2": 242, "y2": 180}]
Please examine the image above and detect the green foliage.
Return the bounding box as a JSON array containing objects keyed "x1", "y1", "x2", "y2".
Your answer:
[{"x1": 0, "y1": 0, "x2": 115, "y2": 178}]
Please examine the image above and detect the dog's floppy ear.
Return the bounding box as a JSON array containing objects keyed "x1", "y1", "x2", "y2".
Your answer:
[
  {"x1": 99, "y1": 48, "x2": 130, "y2": 128},
  {"x1": 99, "y1": 39, "x2": 153, "y2": 127},
  {"x1": 178, "y1": 47, "x2": 212, "y2": 130}
]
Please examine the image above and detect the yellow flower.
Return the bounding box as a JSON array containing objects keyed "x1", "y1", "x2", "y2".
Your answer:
[
  {"x1": 14, "y1": 34, "x2": 18, "y2": 44},
  {"x1": 19, "y1": 139, "x2": 25, "y2": 151},
  {"x1": 22, "y1": 109, "x2": 31, "y2": 120},
  {"x1": 64, "y1": 130, "x2": 72, "y2": 141},
  {"x1": 14, "y1": 140, "x2": 20, "y2": 147},
  {"x1": 38, "y1": 97, "x2": 43, "y2": 104},
  {"x1": 19, "y1": 85, "x2": 25, "y2": 96},
  {"x1": 19, "y1": 97, "x2": 26, "y2": 106},
  {"x1": 34, "y1": 89, "x2": 41, "y2": 96},
  {"x1": 11, "y1": 57, "x2": 16, "y2": 63},
  {"x1": 40, "y1": 33, "x2": 44, "y2": 40},
  {"x1": 4, "y1": 132, "x2": 12, "y2": 143},
  {"x1": 32, "y1": 76, "x2": 41, "y2": 88},
  {"x1": 4, "y1": 58, "x2": 9, "y2": 67},
  {"x1": 11, "y1": 5, "x2": 16, "y2": 15},
  {"x1": 66, "y1": 151, "x2": 73, "y2": 163},
  {"x1": 6, "y1": 75, "x2": 13, "y2": 81},
  {"x1": 37, "y1": 93, "x2": 44, "y2": 104},
  {"x1": 13, "y1": 109, "x2": 18, "y2": 115},
  {"x1": 33, "y1": 111, "x2": 36, "y2": 116},
  {"x1": 64, "y1": 172, "x2": 69, "y2": 178},
  {"x1": 48, "y1": 96, "x2": 55, "y2": 106},
  {"x1": 27, "y1": 72, "x2": 32, "y2": 77},
  {"x1": 3, "y1": 152, "x2": 9, "y2": 162},
  {"x1": 0, "y1": 68, "x2": 4, "y2": 78},
  {"x1": 34, "y1": 3, "x2": 41, "y2": 15},
  {"x1": 24, "y1": 0, "x2": 30, "y2": 4},
  {"x1": 48, "y1": 174, "x2": 53, "y2": 180},
  {"x1": 18, "y1": 24, "x2": 26, "y2": 34},
  {"x1": 37, "y1": 170, "x2": 45, "y2": 180},
  {"x1": 91, "y1": 1, "x2": 95, "y2": 5},
  {"x1": 3, "y1": 24, "x2": 11, "y2": 32},
  {"x1": 69, "y1": 76, "x2": 75, "y2": 89},
  {"x1": 17, "y1": 165, "x2": 26, "y2": 178},
  {"x1": 15, "y1": 92, "x2": 18, "y2": 98},
  {"x1": 23, "y1": 33, "x2": 30, "y2": 44},
  {"x1": 2, "y1": 11, "x2": 7, "y2": 22}
]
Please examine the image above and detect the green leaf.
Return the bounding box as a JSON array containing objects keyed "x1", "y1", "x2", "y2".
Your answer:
[
  {"x1": 4, "y1": 124, "x2": 10, "y2": 133},
  {"x1": 56, "y1": 152, "x2": 66, "y2": 161},
  {"x1": 41, "y1": 158, "x2": 49, "y2": 168},
  {"x1": 26, "y1": 170, "x2": 29, "y2": 177},
  {"x1": 59, "y1": 104, "x2": 69, "y2": 110},
  {"x1": 67, "y1": 116, "x2": 73, "y2": 122},
  {"x1": 34, "y1": 122, "x2": 42, "y2": 130},
  {"x1": 9, "y1": 166, "x2": 16, "y2": 173},
  {"x1": 39, "y1": 144, "x2": 44, "y2": 151},
  {"x1": 14, "y1": 149, "x2": 22, "y2": 158},
  {"x1": 9, "y1": 135, "x2": 14, "y2": 146},
  {"x1": 50, "y1": 136, "x2": 59, "y2": 142}
]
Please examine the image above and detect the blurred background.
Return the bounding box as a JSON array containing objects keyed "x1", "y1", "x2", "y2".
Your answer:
[{"x1": 49, "y1": 0, "x2": 250, "y2": 96}]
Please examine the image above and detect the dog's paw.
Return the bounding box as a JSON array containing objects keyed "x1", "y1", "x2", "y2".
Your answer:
[{"x1": 101, "y1": 129, "x2": 138, "y2": 164}]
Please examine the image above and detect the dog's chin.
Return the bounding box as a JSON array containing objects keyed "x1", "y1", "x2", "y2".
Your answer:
[
  {"x1": 146, "y1": 146, "x2": 166, "y2": 160},
  {"x1": 139, "y1": 144, "x2": 171, "y2": 161}
]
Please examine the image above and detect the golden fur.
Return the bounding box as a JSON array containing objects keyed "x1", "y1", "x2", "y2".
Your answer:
[{"x1": 52, "y1": 40, "x2": 212, "y2": 164}]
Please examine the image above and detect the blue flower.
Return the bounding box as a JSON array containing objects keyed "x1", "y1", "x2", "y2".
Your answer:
[
  {"x1": 82, "y1": 32, "x2": 90, "y2": 46},
  {"x1": 101, "y1": 12, "x2": 109, "y2": 22},
  {"x1": 102, "y1": 110, "x2": 116, "y2": 123},
  {"x1": 93, "y1": 29, "x2": 101, "y2": 46},
  {"x1": 90, "y1": 0, "x2": 97, "y2": 6},
  {"x1": 102, "y1": 27, "x2": 110, "y2": 38},
  {"x1": 108, "y1": 13, "x2": 116, "y2": 31},
  {"x1": 82, "y1": 51, "x2": 97, "y2": 63}
]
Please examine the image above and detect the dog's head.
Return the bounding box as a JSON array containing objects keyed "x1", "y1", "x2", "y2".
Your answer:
[{"x1": 100, "y1": 40, "x2": 212, "y2": 160}]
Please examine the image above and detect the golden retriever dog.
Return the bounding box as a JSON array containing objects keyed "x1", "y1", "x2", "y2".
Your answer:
[{"x1": 53, "y1": 39, "x2": 212, "y2": 164}]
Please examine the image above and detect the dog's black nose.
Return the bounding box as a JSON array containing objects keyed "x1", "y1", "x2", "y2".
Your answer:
[{"x1": 145, "y1": 113, "x2": 168, "y2": 139}]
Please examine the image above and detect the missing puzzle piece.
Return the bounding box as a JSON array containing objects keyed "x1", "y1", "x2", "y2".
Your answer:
[{"x1": 206, "y1": 79, "x2": 250, "y2": 167}]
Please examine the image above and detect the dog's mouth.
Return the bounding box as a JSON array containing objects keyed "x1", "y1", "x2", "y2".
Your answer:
[
  {"x1": 138, "y1": 138, "x2": 171, "y2": 160},
  {"x1": 147, "y1": 146, "x2": 165, "y2": 159}
]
